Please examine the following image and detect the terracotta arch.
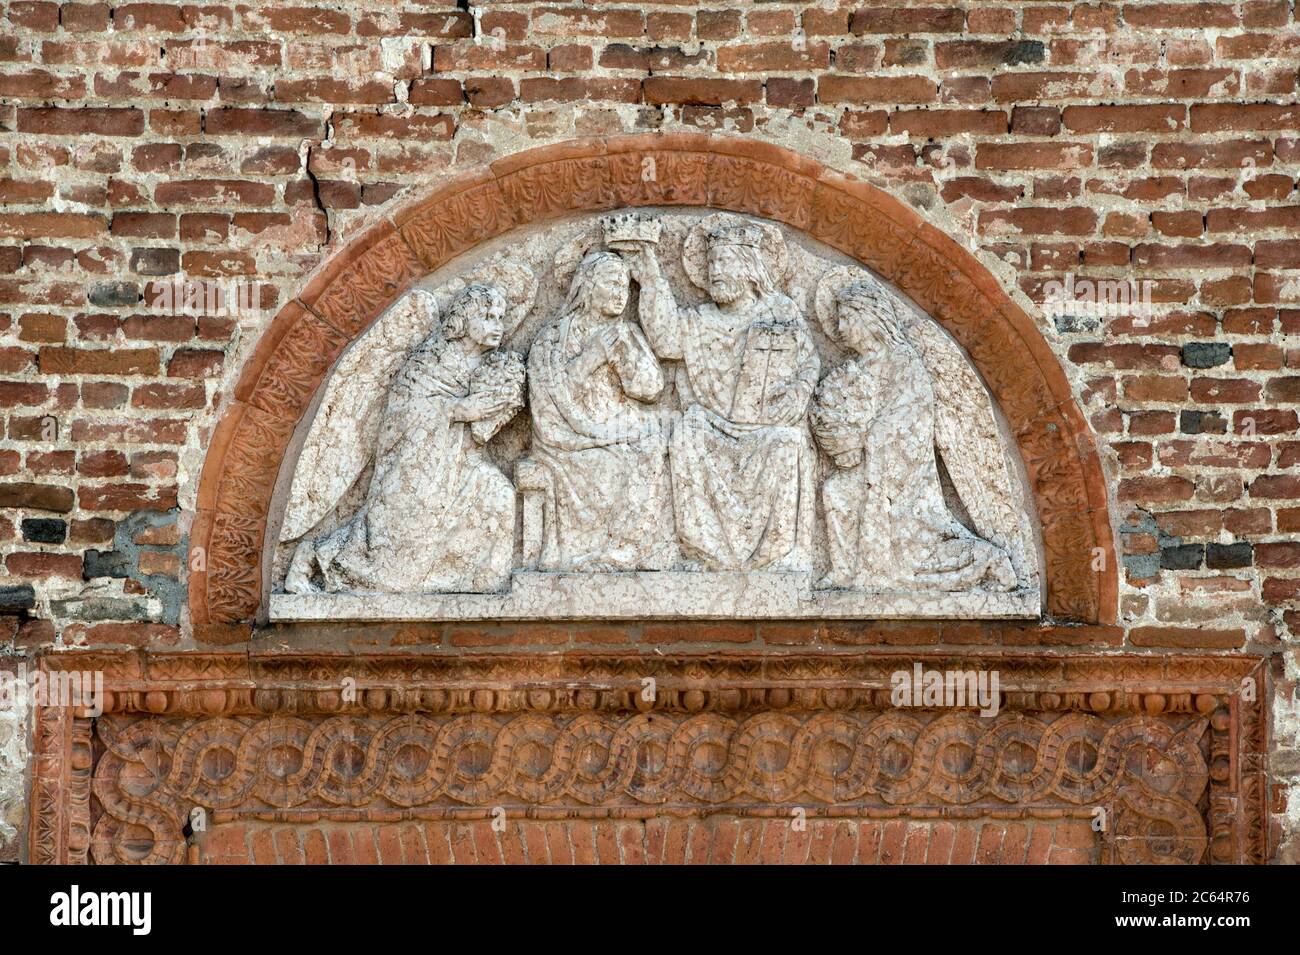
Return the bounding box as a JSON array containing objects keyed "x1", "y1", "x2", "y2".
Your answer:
[{"x1": 190, "y1": 133, "x2": 1117, "y2": 635}]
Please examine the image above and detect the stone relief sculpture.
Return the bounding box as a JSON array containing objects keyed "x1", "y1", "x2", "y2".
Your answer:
[
  {"x1": 279, "y1": 288, "x2": 442, "y2": 544},
  {"x1": 812, "y1": 269, "x2": 1031, "y2": 593},
  {"x1": 624, "y1": 214, "x2": 820, "y2": 571},
  {"x1": 272, "y1": 209, "x2": 1041, "y2": 620},
  {"x1": 524, "y1": 238, "x2": 675, "y2": 572},
  {"x1": 283, "y1": 282, "x2": 527, "y2": 595}
]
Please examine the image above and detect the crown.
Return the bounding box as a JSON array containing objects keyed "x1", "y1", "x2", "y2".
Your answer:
[
  {"x1": 600, "y1": 213, "x2": 661, "y2": 246},
  {"x1": 706, "y1": 221, "x2": 764, "y2": 249}
]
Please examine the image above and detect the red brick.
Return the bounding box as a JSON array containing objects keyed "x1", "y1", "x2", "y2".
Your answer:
[
  {"x1": 39, "y1": 347, "x2": 157, "y2": 376},
  {"x1": 981, "y1": 207, "x2": 1097, "y2": 235},
  {"x1": 716, "y1": 42, "x2": 830, "y2": 73},
  {"x1": 1130, "y1": 626, "x2": 1246, "y2": 648},
  {"x1": 7, "y1": 2, "x2": 59, "y2": 31},
  {"x1": 1252, "y1": 475, "x2": 1300, "y2": 499},
  {"x1": 78, "y1": 482, "x2": 177, "y2": 512},
  {"x1": 1190, "y1": 377, "x2": 1262, "y2": 403},
  {"x1": 878, "y1": 820, "x2": 907, "y2": 863},
  {"x1": 205, "y1": 108, "x2": 324, "y2": 138},
  {"x1": 977, "y1": 142, "x2": 1094, "y2": 170},
  {"x1": 5, "y1": 551, "x2": 81, "y2": 577},
  {"x1": 1064, "y1": 104, "x2": 1186, "y2": 132},
  {"x1": 18, "y1": 107, "x2": 143, "y2": 136},
  {"x1": 893, "y1": 109, "x2": 1007, "y2": 136},
  {"x1": 1026, "y1": 825, "x2": 1055, "y2": 864},
  {"x1": 1152, "y1": 140, "x2": 1272, "y2": 169},
  {"x1": 852, "y1": 8, "x2": 964, "y2": 33},
  {"x1": 819, "y1": 75, "x2": 936, "y2": 104},
  {"x1": 1120, "y1": 475, "x2": 1195, "y2": 502},
  {"x1": 643, "y1": 77, "x2": 763, "y2": 106}
]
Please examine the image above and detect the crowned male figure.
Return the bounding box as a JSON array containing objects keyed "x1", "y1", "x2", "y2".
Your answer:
[{"x1": 621, "y1": 218, "x2": 820, "y2": 571}]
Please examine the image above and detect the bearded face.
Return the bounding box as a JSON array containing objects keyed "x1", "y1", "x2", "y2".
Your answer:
[
  {"x1": 707, "y1": 245, "x2": 750, "y2": 304},
  {"x1": 837, "y1": 302, "x2": 882, "y2": 356}
]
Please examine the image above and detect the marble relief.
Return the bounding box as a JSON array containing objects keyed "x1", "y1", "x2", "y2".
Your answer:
[{"x1": 271, "y1": 209, "x2": 1040, "y2": 621}]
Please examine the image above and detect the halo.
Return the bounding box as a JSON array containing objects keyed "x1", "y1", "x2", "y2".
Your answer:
[
  {"x1": 551, "y1": 226, "x2": 601, "y2": 294},
  {"x1": 814, "y1": 266, "x2": 901, "y2": 345},
  {"x1": 682, "y1": 213, "x2": 789, "y2": 291}
]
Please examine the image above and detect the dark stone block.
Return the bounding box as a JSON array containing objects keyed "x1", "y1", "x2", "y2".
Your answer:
[
  {"x1": 1053, "y1": 313, "x2": 1101, "y2": 334},
  {"x1": 21, "y1": 517, "x2": 66, "y2": 543},
  {"x1": 1004, "y1": 40, "x2": 1045, "y2": 65},
  {"x1": 0, "y1": 584, "x2": 35, "y2": 612},
  {"x1": 1181, "y1": 342, "x2": 1231, "y2": 369},
  {"x1": 83, "y1": 549, "x2": 132, "y2": 579},
  {"x1": 1180, "y1": 410, "x2": 1227, "y2": 435},
  {"x1": 1160, "y1": 543, "x2": 1205, "y2": 570},
  {"x1": 1206, "y1": 542, "x2": 1253, "y2": 569}
]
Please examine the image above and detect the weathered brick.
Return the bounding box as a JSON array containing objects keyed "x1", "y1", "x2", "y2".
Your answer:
[
  {"x1": 0, "y1": 482, "x2": 74, "y2": 512},
  {"x1": 17, "y1": 107, "x2": 144, "y2": 136},
  {"x1": 39, "y1": 347, "x2": 158, "y2": 376},
  {"x1": 818, "y1": 75, "x2": 936, "y2": 104},
  {"x1": 852, "y1": 8, "x2": 965, "y2": 33},
  {"x1": 205, "y1": 108, "x2": 325, "y2": 138},
  {"x1": 643, "y1": 77, "x2": 763, "y2": 106}
]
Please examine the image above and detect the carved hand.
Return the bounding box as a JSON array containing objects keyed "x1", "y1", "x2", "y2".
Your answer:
[
  {"x1": 833, "y1": 449, "x2": 864, "y2": 469},
  {"x1": 567, "y1": 331, "x2": 615, "y2": 379},
  {"x1": 765, "y1": 380, "x2": 814, "y2": 426},
  {"x1": 452, "y1": 389, "x2": 514, "y2": 423},
  {"x1": 600, "y1": 322, "x2": 626, "y2": 353},
  {"x1": 619, "y1": 242, "x2": 660, "y2": 284}
]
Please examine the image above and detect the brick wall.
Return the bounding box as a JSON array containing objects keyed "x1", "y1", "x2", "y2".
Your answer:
[{"x1": 0, "y1": 1, "x2": 1296, "y2": 861}]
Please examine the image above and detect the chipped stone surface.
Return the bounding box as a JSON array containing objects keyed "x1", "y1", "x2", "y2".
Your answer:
[{"x1": 274, "y1": 209, "x2": 1039, "y2": 618}]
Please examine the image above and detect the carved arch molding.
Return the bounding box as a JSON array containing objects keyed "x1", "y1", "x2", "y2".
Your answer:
[{"x1": 28, "y1": 136, "x2": 1272, "y2": 865}]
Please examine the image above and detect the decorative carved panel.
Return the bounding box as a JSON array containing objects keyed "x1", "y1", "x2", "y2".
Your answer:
[
  {"x1": 29, "y1": 651, "x2": 1268, "y2": 865},
  {"x1": 267, "y1": 205, "x2": 1044, "y2": 625}
]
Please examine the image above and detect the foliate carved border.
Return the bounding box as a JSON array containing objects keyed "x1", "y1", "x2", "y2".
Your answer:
[
  {"x1": 190, "y1": 133, "x2": 1116, "y2": 631},
  {"x1": 29, "y1": 651, "x2": 1267, "y2": 865}
]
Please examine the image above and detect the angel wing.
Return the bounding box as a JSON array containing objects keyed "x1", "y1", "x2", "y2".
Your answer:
[
  {"x1": 902, "y1": 316, "x2": 1037, "y2": 578},
  {"x1": 278, "y1": 288, "x2": 439, "y2": 543}
]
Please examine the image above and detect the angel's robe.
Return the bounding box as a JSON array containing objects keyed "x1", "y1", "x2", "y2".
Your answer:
[
  {"x1": 644, "y1": 292, "x2": 819, "y2": 571},
  {"x1": 812, "y1": 344, "x2": 1012, "y2": 591},
  {"x1": 312, "y1": 338, "x2": 515, "y2": 593},
  {"x1": 527, "y1": 316, "x2": 676, "y2": 571}
]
